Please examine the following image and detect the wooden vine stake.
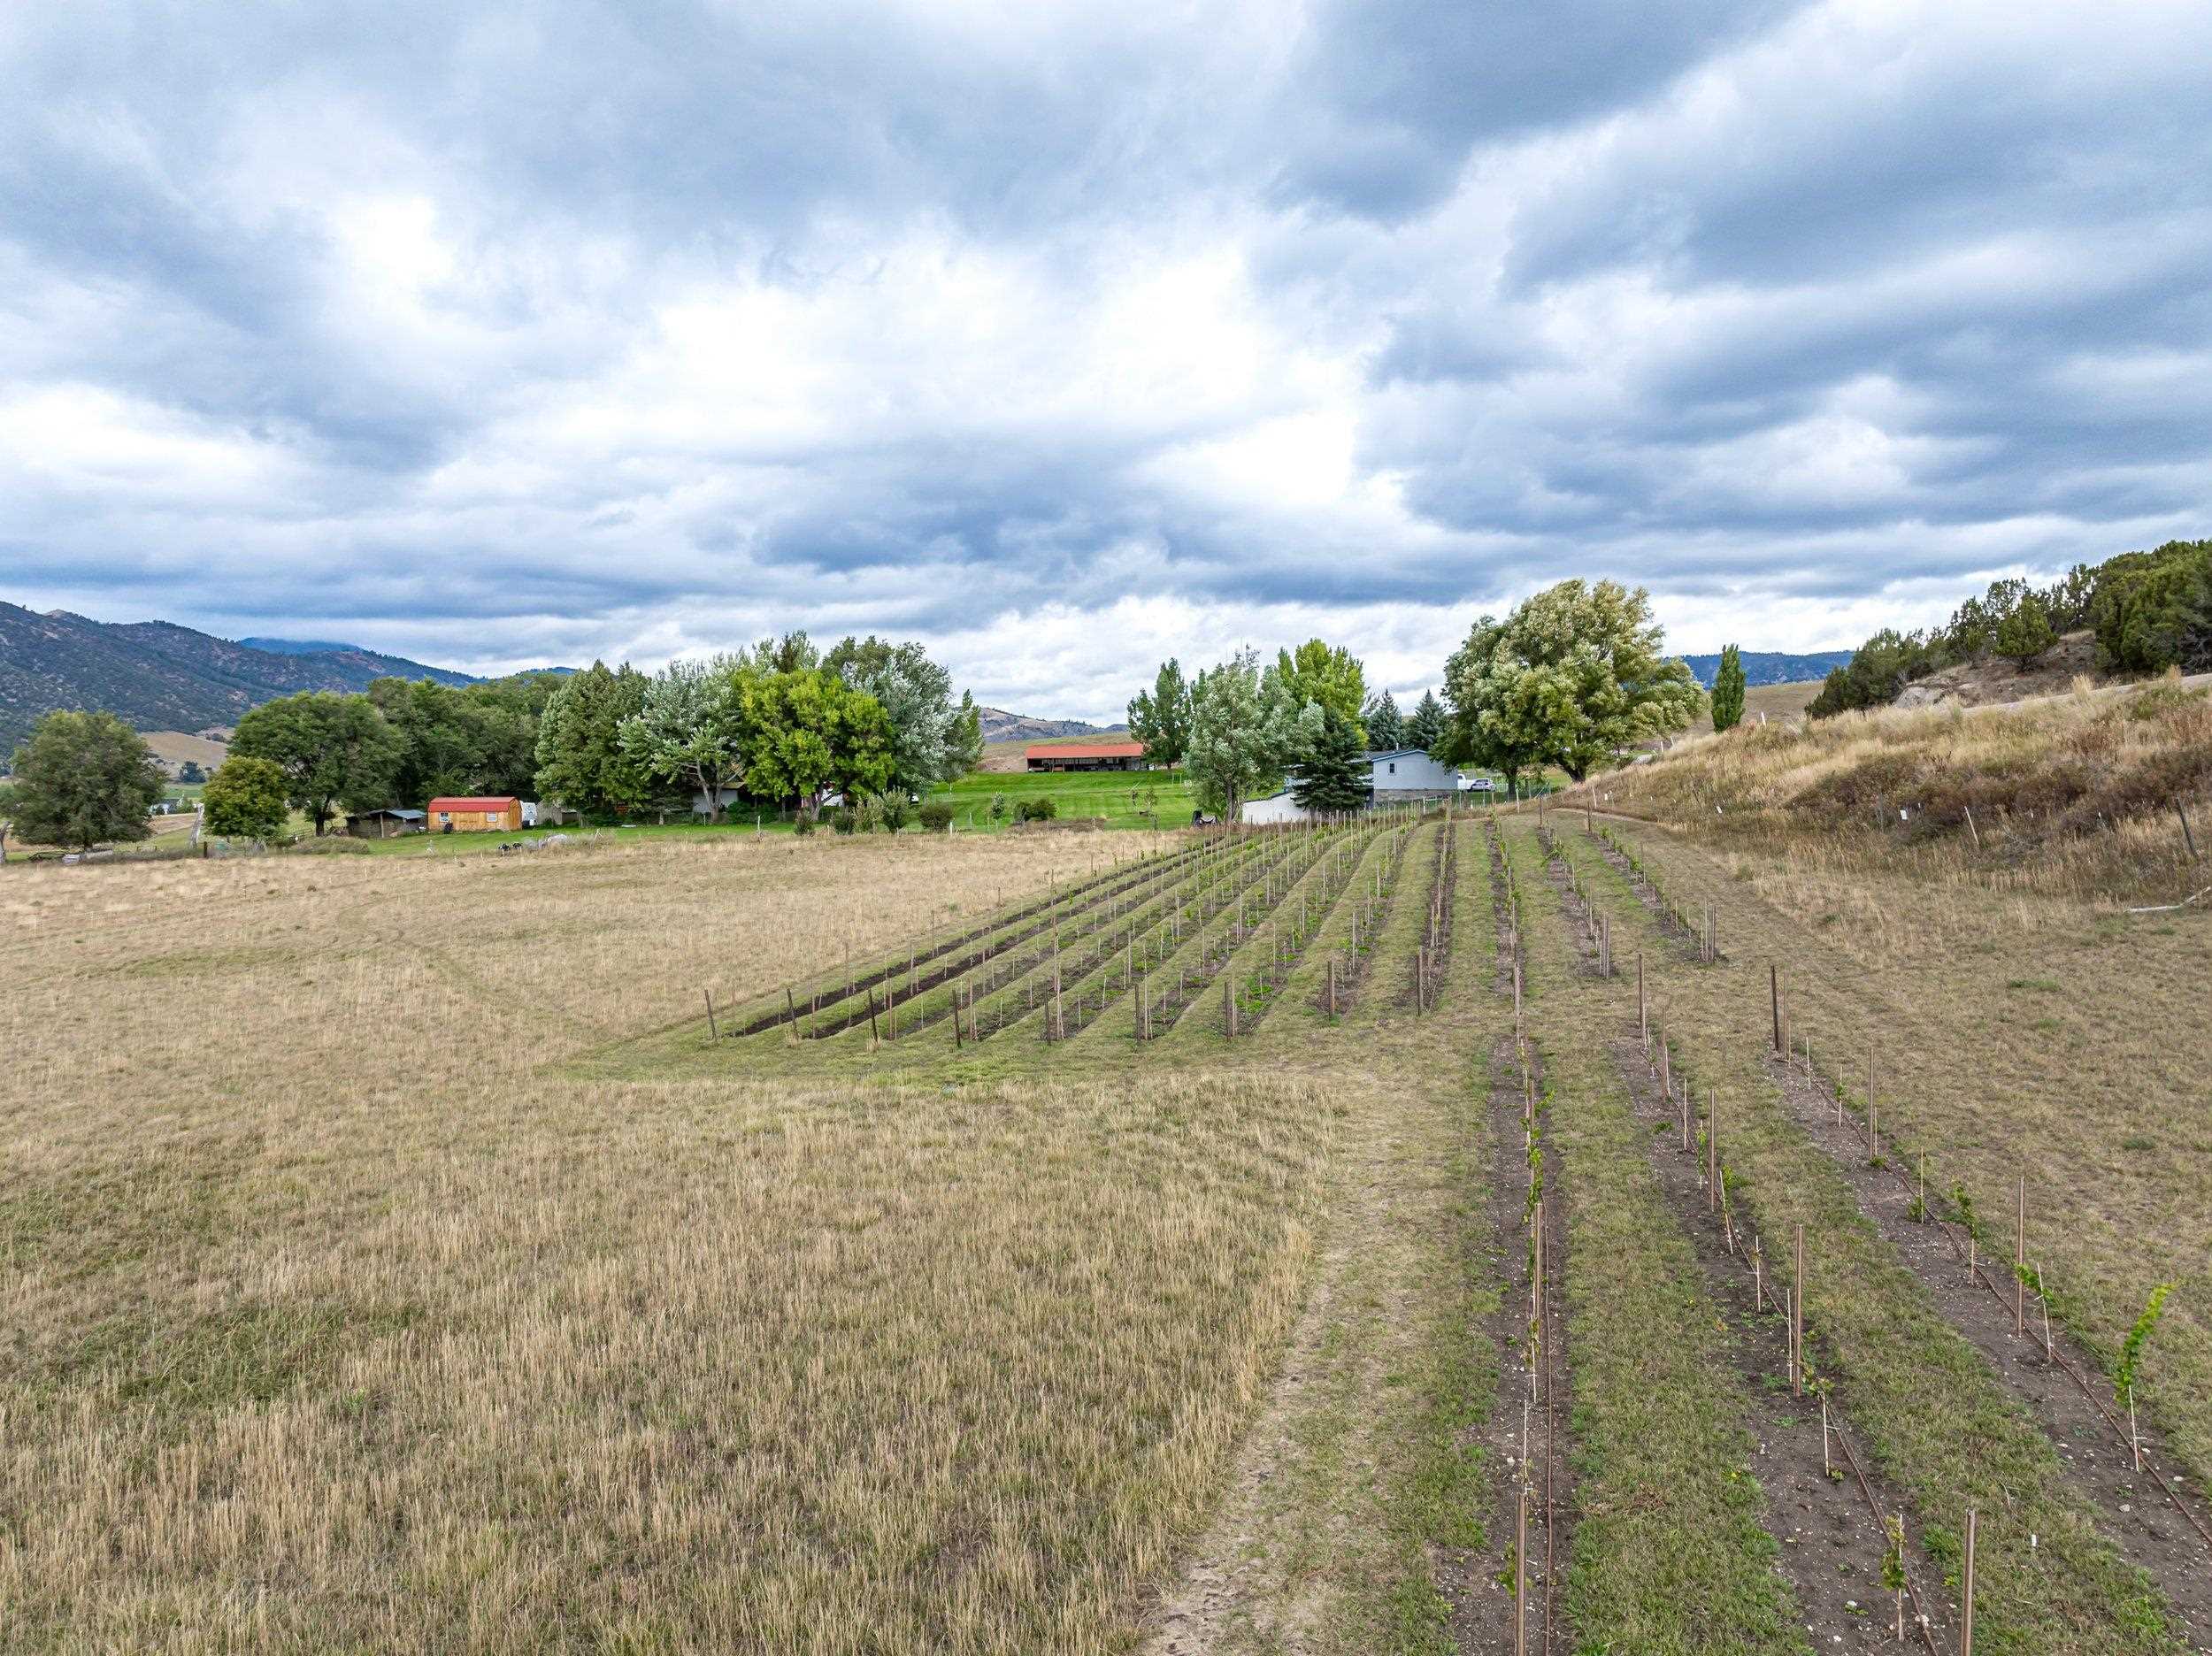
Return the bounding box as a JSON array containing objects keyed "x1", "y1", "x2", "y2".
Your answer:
[
  {"x1": 1770, "y1": 963, "x2": 1782, "y2": 1054},
  {"x1": 1637, "y1": 952, "x2": 1646, "y2": 1042},
  {"x1": 1707, "y1": 1089, "x2": 1719, "y2": 1211},
  {"x1": 703, "y1": 989, "x2": 719, "y2": 1042},
  {"x1": 2015, "y1": 1175, "x2": 2026, "y2": 1338},
  {"x1": 1515, "y1": 1484, "x2": 1530, "y2": 1656},
  {"x1": 1793, "y1": 1223, "x2": 1806, "y2": 1398},
  {"x1": 1960, "y1": 1510, "x2": 1978, "y2": 1656}
]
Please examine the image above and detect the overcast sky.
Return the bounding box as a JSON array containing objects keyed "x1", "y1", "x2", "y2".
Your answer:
[{"x1": 5, "y1": 2, "x2": 2210, "y2": 720}]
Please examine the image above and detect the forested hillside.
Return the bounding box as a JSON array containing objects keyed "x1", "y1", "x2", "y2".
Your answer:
[{"x1": 0, "y1": 603, "x2": 476, "y2": 753}]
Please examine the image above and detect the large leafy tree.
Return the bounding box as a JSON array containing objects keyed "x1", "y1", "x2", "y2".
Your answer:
[
  {"x1": 534, "y1": 661, "x2": 659, "y2": 819},
  {"x1": 617, "y1": 657, "x2": 750, "y2": 820},
  {"x1": 7, "y1": 710, "x2": 165, "y2": 850},
  {"x1": 1361, "y1": 690, "x2": 1404, "y2": 751},
  {"x1": 231, "y1": 691, "x2": 405, "y2": 833},
  {"x1": 1290, "y1": 704, "x2": 1368, "y2": 814},
  {"x1": 1404, "y1": 689, "x2": 1447, "y2": 753},
  {"x1": 202, "y1": 755, "x2": 290, "y2": 840},
  {"x1": 1442, "y1": 579, "x2": 1701, "y2": 785},
  {"x1": 1273, "y1": 640, "x2": 1366, "y2": 744},
  {"x1": 1127, "y1": 658, "x2": 1194, "y2": 769},
  {"x1": 370, "y1": 675, "x2": 557, "y2": 802},
  {"x1": 1185, "y1": 650, "x2": 1321, "y2": 820},
  {"x1": 1709, "y1": 644, "x2": 1747, "y2": 733},
  {"x1": 823, "y1": 635, "x2": 979, "y2": 794},
  {"x1": 740, "y1": 668, "x2": 895, "y2": 813}
]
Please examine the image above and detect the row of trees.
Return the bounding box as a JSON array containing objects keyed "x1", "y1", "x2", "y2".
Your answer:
[
  {"x1": 225, "y1": 674, "x2": 562, "y2": 834},
  {"x1": 534, "y1": 633, "x2": 980, "y2": 823},
  {"x1": 1127, "y1": 586, "x2": 1705, "y2": 820},
  {"x1": 1808, "y1": 541, "x2": 2212, "y2": 719}
]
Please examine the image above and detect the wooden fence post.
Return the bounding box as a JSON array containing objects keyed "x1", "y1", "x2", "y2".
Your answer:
[
  {"x1": 703, "y1": 989, "x2": 719, "y2": 1041},
  {"x1": 1224, "y1": 976, "x2": 1237, "y2": 1038},
  {"x1": 2179, "y1": 799, "x2": 2200, "y2": 861},
  {"x1": 867, "y1": 990, "x2": 879, "y2": 1045},
  {"x1": 1770, "y1": 963, "x2": 1782, "y2": 1054}
]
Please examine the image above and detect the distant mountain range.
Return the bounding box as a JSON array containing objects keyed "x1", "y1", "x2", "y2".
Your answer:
[
  {"x1": 0, "y1": 604, "x2": 482, "y2": 753},
  {"x1": 1681, "y1": 650, "x2": 1853, "y2": 689},
  {"x1": 975, "y1": 706, "x2": 1125, "y2": 745}
]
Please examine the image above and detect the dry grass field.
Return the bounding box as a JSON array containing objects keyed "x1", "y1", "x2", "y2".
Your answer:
[
  {"x1": 1686, "y1": 676, "x2": 1824, "y2": 734},
  {"x1": 8, "y1": 754, "x2": 2210, "y2": 1652}
]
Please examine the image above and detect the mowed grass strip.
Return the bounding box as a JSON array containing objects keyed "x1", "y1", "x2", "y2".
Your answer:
[
  {"x1": 1548, "y1": 828, "x2": 2185, "y2": 1652},
  {"x1": 1499, "y1": 824, "x2": 1809, "y2": 1654}
]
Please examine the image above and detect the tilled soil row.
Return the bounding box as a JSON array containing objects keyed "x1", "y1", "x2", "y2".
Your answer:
[
  {"x1": 1014, "y1": 832, "x2": 1339, "y2": 1042},
  {"x1": 1764, "y1": 1048, "x2": 2212, "y2": 1644},
  {"x1": 1617, "y1": 1033, "x2": 1952, "y2": 1651},
  {"x1": 1309, "y1": 820, "x2": 1414, "y2": 1019},
  {"x1": 1404, "y1": 817, "x2": 1460, "y2": 1013},
  {"x1": 816, "y1": 840, "x2": 1230, "y2": 1039},
  {"x1": 1543, "y1": 836, "x2": 1947, "y2": 1652},
  {"x1": 1580, "y1": 822, "x2": 1710, "y2": 959}
]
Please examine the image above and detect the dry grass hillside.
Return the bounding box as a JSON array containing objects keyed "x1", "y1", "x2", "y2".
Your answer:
[
  {"x1": 1597, "y1": 671, "x2": 2212, "y2": 904},
  {"x1": 1686, "y1": 678, "x2": 1822, "y2": 735}
]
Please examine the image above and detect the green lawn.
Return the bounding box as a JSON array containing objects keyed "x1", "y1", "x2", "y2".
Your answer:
[{"x1": 926, "y1": 767, "x2": 1197, "y2": 831}]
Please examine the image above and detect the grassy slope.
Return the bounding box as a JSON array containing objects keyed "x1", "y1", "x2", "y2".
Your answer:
[
  {"x1": 927, "y1": 764, "x2": 1197, "y2": 831},
  {"x1": 1575, "y1": 791, "x2": 2212, "y2": 1472},
  {"x1": 1547, "y1": 822, "x2": 2180, "y2": 1651}
]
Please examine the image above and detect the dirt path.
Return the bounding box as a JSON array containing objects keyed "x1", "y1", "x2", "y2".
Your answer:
[{"x1": 1140, "y1": 1076, "x2": 1447, "y2": 1655}]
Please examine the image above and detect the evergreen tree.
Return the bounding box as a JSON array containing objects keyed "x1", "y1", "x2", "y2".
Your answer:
[
  {"x1": 6, "y1": 710, "x2": 165, "y2": 851},
  {"x1": 1405, "y1": 689, "x2": 1447, "y2": 753},
  {"x1": 1126, "y1": 658, "x2": 1194, "y2": 769},
  {"x1": 1361, "y1": 691, "x2": 1403, "y2": 751},
  {"x1": 1995, "y1": 590, "x2": 2056, "y2": 668},
  {"x1": 1710, "y1": 644, "x2": 1747, "y2": 732},
  {"x1": 1290, "y1": 705, "x2": 1367, "y2": 814},
  {"x1": 534, "y1": 661, "x2": 656, "y2": 818}
]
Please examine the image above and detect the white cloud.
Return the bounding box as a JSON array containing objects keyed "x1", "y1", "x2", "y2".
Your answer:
[{"x1": 3, "y1": 0, "x2": 2210, "y2": 717}]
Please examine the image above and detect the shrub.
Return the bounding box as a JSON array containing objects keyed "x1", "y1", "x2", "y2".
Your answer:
[
  {"x1": 918, "y1": 801, "x2": 955, "y2": 832},
  {"x1": 829, "y1": 808, "x2": 857, "y2": 834},
  {"x1": 987, "y1": 793, "x2": 1010, "y2": 823},
  {"x1": 793, "y1": 812, "x2": 816, "y2": 836},
  {"x1": 879, "y1": 794, "x2": 914, "y2": 832},
  {"x1": 1016, "y1": 796, "x2": 1058, "y2": 823}
]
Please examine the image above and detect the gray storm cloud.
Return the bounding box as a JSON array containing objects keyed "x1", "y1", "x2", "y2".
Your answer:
[{"x1": 3, "y1": 0, "x2": 2209, "y2": 720}]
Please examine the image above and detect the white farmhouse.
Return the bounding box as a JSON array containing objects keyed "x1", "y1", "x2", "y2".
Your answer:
[{"x1": 1366, "y1": 748, "x2": 1460, "y2": 801}]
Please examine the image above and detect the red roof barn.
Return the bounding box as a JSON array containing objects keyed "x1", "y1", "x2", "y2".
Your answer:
[{"x1": 1024, "y1": 741, "x2": 1148, "y2": 772}]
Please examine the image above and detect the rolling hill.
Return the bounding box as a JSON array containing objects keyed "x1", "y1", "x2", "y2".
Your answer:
[
  {"x1": 0, "y1": 603, "x2": 479, "y2": 754},
  {"x1": 973, "y1": 706, "x2": 1124, "y2": 744},
  {"x1": 1681, "y1": 649, "x2": 1853, "y2": 688}
]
